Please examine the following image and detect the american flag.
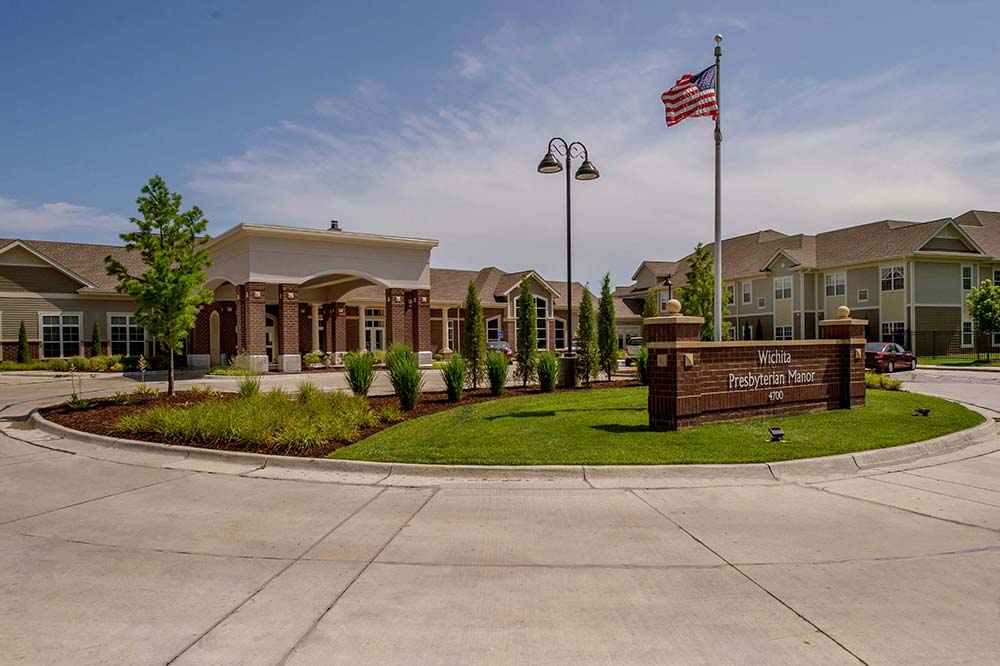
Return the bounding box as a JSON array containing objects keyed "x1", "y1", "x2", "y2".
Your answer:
[{"x1": 661, "y1": 65, "x2": 718, "y2": 127}]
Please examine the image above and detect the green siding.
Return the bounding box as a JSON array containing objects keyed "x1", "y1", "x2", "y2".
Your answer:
[
  {"x1": 914, "y1": 262, "x2": 960, "y2": 304},
  {"x1": 0, "y1": 296, "x2": 136, "y2": 341}
]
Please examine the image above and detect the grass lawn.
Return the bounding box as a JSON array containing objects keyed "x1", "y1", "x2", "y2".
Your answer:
[
  {"x1": 330, "y1": 387, "x2": 983, "y2": 465},
  {"x1": 917, "y1": 357, "x2": 1000, "y2": 367}
]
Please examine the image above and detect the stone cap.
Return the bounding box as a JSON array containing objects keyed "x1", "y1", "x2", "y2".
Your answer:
[
  {"x1": 643, "y1": 315, "x2": 705, "y2": 325},
  {"x1": 819, "y1": 304, "x2": 867, "y2": 327}
]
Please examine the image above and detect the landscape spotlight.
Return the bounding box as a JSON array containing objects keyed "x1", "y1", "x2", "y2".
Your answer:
[
  {"x1": 913, "y1": 407, "x2": 931, "y2": 417},
  {"x1": 768, "y1": 426, "x2": 785, "y2": 442}
]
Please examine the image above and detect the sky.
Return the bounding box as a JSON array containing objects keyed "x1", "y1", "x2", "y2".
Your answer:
[{"x1": 2, "y1": 0, "x2": 1000, "y2": 290}]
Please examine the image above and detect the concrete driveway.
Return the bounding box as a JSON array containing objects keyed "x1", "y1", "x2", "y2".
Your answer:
[{"x1": 0, "y1": 369, "x2": 998, "y2": 665}]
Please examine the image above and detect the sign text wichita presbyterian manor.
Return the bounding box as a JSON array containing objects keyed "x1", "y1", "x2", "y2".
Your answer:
[{"x1": 728, "y1": 349, "x2": 816, "y2": 391}]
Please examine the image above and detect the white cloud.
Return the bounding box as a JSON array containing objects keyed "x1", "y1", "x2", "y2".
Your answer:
[
  {"x1": 314, "y1": 79, "x2": 390, "y2": 120},
  {"x1": 455, "y1": 51, "x2": 485, "y2": 79},
  {"x1": 0, "y1": 197, "x2": 128, "y2": 238},
  {"x1": 188, "y1": 34, "x2": 1000, "y2": 291}
]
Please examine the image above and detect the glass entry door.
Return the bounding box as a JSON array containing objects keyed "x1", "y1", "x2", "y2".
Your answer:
[
  {"x1": 364, "y1": 308, "x2": 385, "y2": 351},
  {"x1": 265, "y1": 314, "x2": 277, "y2": 363}
]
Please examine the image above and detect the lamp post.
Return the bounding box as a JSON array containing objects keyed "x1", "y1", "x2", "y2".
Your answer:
[
  {"x1": 537, "y1": 137, "x2": 599, "y2": 387},
  {"x1": 663, "y1": 274, "x2": 673, "y2": 302}
]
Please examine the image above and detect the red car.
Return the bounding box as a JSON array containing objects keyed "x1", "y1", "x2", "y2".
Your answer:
[
  {"x1": 864, "y1": 342, "x2": 917, "y2": 373},
  {"x1": 486, "y1": 340, "x2": 514, "y2": 360}
]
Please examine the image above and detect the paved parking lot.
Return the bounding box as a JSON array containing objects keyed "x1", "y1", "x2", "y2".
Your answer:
[{"x1": 0, "y1": 368, "x2": 998, "y2": 664}]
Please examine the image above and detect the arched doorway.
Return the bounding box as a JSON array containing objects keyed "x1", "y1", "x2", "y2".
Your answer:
[{"x1": 209, "y1": 311, "x2": 221, "y2": 366}]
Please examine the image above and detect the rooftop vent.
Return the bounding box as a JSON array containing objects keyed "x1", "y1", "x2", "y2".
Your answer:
[{"x1": 329, "y1": 220, "x2": 341, "y2": 231}]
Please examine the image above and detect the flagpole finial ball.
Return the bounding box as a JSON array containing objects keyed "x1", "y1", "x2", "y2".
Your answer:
[{"x1": 715, "y1": 34, "x2": 723, "y2": 43}]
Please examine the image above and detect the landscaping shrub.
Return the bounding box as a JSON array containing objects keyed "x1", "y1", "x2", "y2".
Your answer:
[
  {"x1": 17, "y1": 321, "x2": 29, "y2": 364},
  {"x1": 386, "y1": 344, "x2": 423, "y2": 411},
  {"x1": 302, "y1": 352, "x2": 322, "y2": 366},
  {"x1": 207, "y1": 365, "x2": 261, "y2": 376},
  {"x1": 91, "y1": 320, "x2": 103, "y2": 357},
  {"x1": 376, "y1": 405, "x2": 404, "y2": 423},
  {"x1": 296, "y1": 381, "x2": 322, "y2": 403},
  {"x1": 865, "y1": 372, "x2": 902, "y2": 391},
  {"x1": 0, "y1": 358, "x2": 70, "y2": 372},
  {"x1": 66, "y1": 355, "x2": 90, "y2": 371},
  {"x1": 344, "y1": 351, "x2": 375, "y2": 396},
  {"x1": 486, "y1": 352, "x2": 508, "y2": 396},
  {"x1": 114, "y1": 389, "x2": 377, "y2": 454},
  {"x1": 237, "y1": 376, "x2": 261, "y2": 398},
  {"x1": 370, "y1": 349, "x2": 387, "y2": 366},
  {"x1": 441, "y1": 354, "x2": 465, "y2": 402},
  {"x1": 636, "y1": 347, "x2": 649, "y2": 386},
  {"x1": 536, "y1": 352, "x2": 559, "y2": 392}
]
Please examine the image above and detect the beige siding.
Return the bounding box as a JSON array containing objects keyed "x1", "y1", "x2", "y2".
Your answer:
[
  {"x1": 750, "y1": 278, "x2": 770, "y2": 313},
  {"x1": 850, "y1": 307, "x2": 879, "y2": 341},
  {"x1": 803, "y1": 273, "x2": 816, "y2": 311},
  {"x1": 0, "y1": 296, "x2": 135, "y2": 341},
  {"x1": 0, "y1": 265, "x2": 83, "y2": 293},
  {"x1": 914, "y1": 261, "x2": 961, "y2": 304},
  {"x1": 846, "y1": 267, "x2": 879, "y2": 309}
]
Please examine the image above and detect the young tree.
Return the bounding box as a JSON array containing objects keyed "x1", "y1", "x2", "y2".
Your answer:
[
  {"x1": 640, "y1": 289, "x2": 658, "y2": 340},
  {"x1": 17, "y1": 321, "x2": 30, "y2": 363},
  {"x1": 91, "y1": 320, "x2": 103, "y2": 357},
  {"x1": 677, "y1": 242, "x2": 731, "y2": 341},
  {"x1": 463, "y1": 280, "x2": 486, "y2": 389},
  {"x1": 597, "y1": 273, "x2": 617, "y2": 380},
  {"x1": 575, "y1": 288, "x2": 598, "y2": 386},
  {"x1": 967, "y1": 278, "x2": 1000, "y2": 361},
  {"x1": 514, "y1": 275, "x2": 538, "y2": 387},
  {"x1": 105, "y1": 176, "x2": 213, "y2": 395}
]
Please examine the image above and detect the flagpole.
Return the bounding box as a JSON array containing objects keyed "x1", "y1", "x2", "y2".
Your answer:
[{"x1": 713, "y1": 34, "x2": 723, "y2": 342}]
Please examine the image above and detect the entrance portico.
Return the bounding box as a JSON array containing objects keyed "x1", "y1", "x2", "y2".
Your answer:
[{"x1": 189, "y1": 223, "x2": 437, "y2": 371}]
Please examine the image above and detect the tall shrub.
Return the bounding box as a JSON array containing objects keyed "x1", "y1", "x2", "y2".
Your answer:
[
  {"x1": 344, "y1": 351, "x2": 375, "y2": 396},
  {"x1": 463, "y1": 281, "x2": 486, "y2": 389},
  {"x1": 486, "y1": 352, "x2": 508, "y2": 396},
  {"x1": 636, "y1": 347, "x2": 649, "y2": 385},
  {"x1": 17, "y1": 321, "x2": 30, "y2": 364},
  {"x1": 386, "y1": 344, "x2": 423, "y2": 411},
  {"x1": 640, "y1": 290, "x2": 657, "y2": 340},
  {"x1": 575, "y1": 289, "x2": 598, "y2": 386},
  {"x1": 91, "y1": 320, "x2": 103, "y2": 357},
  {"x1": 597, "y1": 273, "x2": 617, "y2": 381},
  {"x1": 536, "y1": 352, "x2": 559, "y2": 392},
  {"x1": 514, "y1": 275, "x2": 538, "y2": 387}
]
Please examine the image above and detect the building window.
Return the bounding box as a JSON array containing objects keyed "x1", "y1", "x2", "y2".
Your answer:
[
  {"x1": 659, "y1": 292, "x2": 669, "y2": 312},
  {"x1": 109, "y1": 314, "x2": 145, "y2": 356},
  {"x1": 447, "y1": 320, "x2": 456, "y2": 350},
  {"x1": 554, "y1": 319, "x2": 566, "y2": 350},
  {"x1": 363, "y1": 308, "x2": 385, "y2": 351},
  {"x1": 41, "y1": 313, "x2": 81, "y2": 358},
  {"x1": 742, "y1": 282, "x2": 751, "y2": 304},
  {"x1": 993, "y1": 269, "x2": 1000, "y2": 285},
  {"x1": 880, "y1": 265, "x2": 904, "y2": 291},
  {"x1": 516, "y1": 295, "x2": 549, "y2": 349},
  {"x1": 724, "y1": 284, "x2": 735, "y2": 304},
  {"x1": 757, "y1": 297, "x2": 766, "y2": 309},
  {"x1": 824, "y1": 273, "x2": 846, "y2": 297},
  {"x1": 486, "y1": 317, "x2": 501, "y2": 342},
  {"x1": 962, "y1": 266, "x2": 973, "y2": 290},
  {"x1": 881, "y1": 321, "x2": 905, "y2": 345},
  {"x1": 774, "y1": 276, "x2": 792, "y2": 301},
  {"x1": 962, "y1": 321, "x2": 973, "y2": 348},
  {"x1": 857, "y1": 289, "x2": 869, "y2": 303},
  {"x1": 774, "y1": 325, "x2": 793, "y2": 341}
]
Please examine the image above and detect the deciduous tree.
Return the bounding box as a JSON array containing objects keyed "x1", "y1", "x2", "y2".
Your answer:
[
  {"x1": 967, "y1": 278, "x2": 1000, "y2": 360},
  {"x1": 677, "y1": 242, "x2": 731, "y2": 340},
  {"x1": 105, "y1": 176, "x2": 213, "y2": 395}
]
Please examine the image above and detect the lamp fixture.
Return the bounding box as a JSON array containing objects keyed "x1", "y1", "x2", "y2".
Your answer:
[{"x1": 768, "y1": 426, "x2": 785, "y2": 442}]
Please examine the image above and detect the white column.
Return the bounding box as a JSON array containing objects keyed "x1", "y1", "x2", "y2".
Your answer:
[
  {"x1": 441, "y1": 309, "x2": 451, "y2": 353},
  {"x1": 310, "y1": 304, "x2": 320, "y2": 352}
]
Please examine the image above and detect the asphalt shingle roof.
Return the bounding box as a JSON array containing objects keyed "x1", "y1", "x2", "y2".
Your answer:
[{"x1": 0, "y1": 238, "x2": 144, "y2": 293}]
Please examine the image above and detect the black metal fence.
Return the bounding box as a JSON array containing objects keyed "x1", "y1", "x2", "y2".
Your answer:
[{"x1": 882, "y1": 329, "x2": 1000, "y2": 360}]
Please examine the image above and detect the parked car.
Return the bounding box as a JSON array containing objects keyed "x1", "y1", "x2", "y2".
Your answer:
[
  {"x1": 486, "y1": 340, "x2": 514, "y2": 360},
  {"x1": 864, "y1": 342, "x2": 917, "y2": 373},
  {"x1": 624, "y1": 337, "x2": 643, "y2": 366}
]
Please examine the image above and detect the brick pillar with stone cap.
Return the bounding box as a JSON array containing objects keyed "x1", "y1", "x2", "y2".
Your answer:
[
  {"x1": 276, "y1": 284, "x2": 301, "y2": 372},
  {"x1": 407, "y1": 289, "x2": 431, "y2": 354},
  {"x1": 236, "y1": 282, "x2": 268, "y2": 372},
  {"x1": 645, "y1": 299, "x2": 705, "y2": 430},
  {"x1": 819, "y1": 305, "x2": 868, "y2": 409},
  {"x1": 385, "y1": 288, "x2": 406, "y2": 347}
]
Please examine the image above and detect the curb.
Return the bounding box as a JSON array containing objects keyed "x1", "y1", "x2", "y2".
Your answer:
[
  {"x1": 26, "y1": 408, "x2": 999, "y2": 488},
  {"x1": 915, "y1": 365, "x2": 1000, "y2": 374}
]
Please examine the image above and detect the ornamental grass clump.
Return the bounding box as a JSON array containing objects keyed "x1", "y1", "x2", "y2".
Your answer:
[
  {"x1": 486, "y1": 352, "x2": 509, "y2": 396},
  {"x1": 441, "y1": 354, "x2": 465, "y2": 402},
  {"x1": 113, "y1": 389, "x2": 376, "y2": 455},
  {"x1": 344, "y1": 351, "x2": 375, "y2": 397},
  {"x1": 636, "y1": 347, "x2": 650, "y2": 386},
  {"x1": 237, "y1": 376, "x2": 261, "y2": 398},
  {"x1": 536, "y1": 352, "x2": 559, "y2": 393},
  {"x1": 386, "y1": 344, "x2": 423, "y2": 411}
]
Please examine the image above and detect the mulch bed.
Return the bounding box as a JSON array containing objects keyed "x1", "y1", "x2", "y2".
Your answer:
[{"x1": 41, "y1": 379, "x2": 641, "y2": 458}]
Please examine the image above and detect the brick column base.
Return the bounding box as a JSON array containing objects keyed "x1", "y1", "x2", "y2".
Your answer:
[
  {"x1": 385, "y1": 288, "x2": 406, "y2": 347},
  {"x1": 236, "y1": 282, "x2": 268, "y2": 372},
  {"x1": 277, "y1": 284, "x2": 301, "y2": 373}
]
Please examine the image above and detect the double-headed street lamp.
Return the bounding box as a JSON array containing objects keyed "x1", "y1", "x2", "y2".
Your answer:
[{"x1": 537, "y1": 138, "x2": 599, "y2": 385}]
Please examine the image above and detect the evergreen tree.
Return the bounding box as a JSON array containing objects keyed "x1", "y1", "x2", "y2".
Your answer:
[
  {"x1": 967, "y1": 278, "x2": 1000, "y2": 360},
  {"x1": 514, "y1": 275, "x2": 538, "y2": 386},
  {"x1": 597, "y1": 273, "x2": 617, "y2": 381},
  {"x1": 463, "y1": 280, "x2": 486, "y2": 389},
  {"x1": 17, "y1": 321, "x2": 29, "y2": 364},
  {"x1": 91, "y1": 320, "x2": 103, "y2": 357},
  {"x1": 677, "y1": 242, "x2": 731, "y2": 340},
  {"x1": 575, "y1": 288, "x2": 598, "y2": 386},
  {"x1": 105, "y1": 176, "x2": 213, "y2": 395},
  {"x1": 640, "y1": 289, "x2": 658, "y2": 340}
]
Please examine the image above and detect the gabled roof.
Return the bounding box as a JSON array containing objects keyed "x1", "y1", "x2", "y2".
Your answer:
[
  {"x1": 493, "y1": 270, "x2": 561, "y2": 299},
  {"x1": 955, "y1": 210, "x2": 1000, "y2": 257},
  {"x1": 630, "y1": 260, "x2": 681, "y2": 281},
  {"x1": 0, "y1": 238, "x2": 144, "y2": 293}
]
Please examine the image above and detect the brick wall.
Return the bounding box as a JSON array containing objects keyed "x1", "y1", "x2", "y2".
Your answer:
[
  {"x1": 384, "y1": 288, "x2": 406, "y2": 347},
  {"x1": 298, "y1": 306, "x2": 312, "y2": 352},
  {"x1": 276, "y1": 284, "x2": 299, "y2": 356},
  {"x1": 190, "y1": 301, "x2": 238, "y2": 356},
  {"x1": 647, "y1": 314, "x2": 866, "y2": 430},
  {"x1": 1, "y1": 341, "x2": 39, "y2": 361}
]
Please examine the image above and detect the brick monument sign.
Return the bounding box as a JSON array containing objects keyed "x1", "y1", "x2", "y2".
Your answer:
[{"x1": 646, "y1": 300, "x2": 867, "y2": 430}]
